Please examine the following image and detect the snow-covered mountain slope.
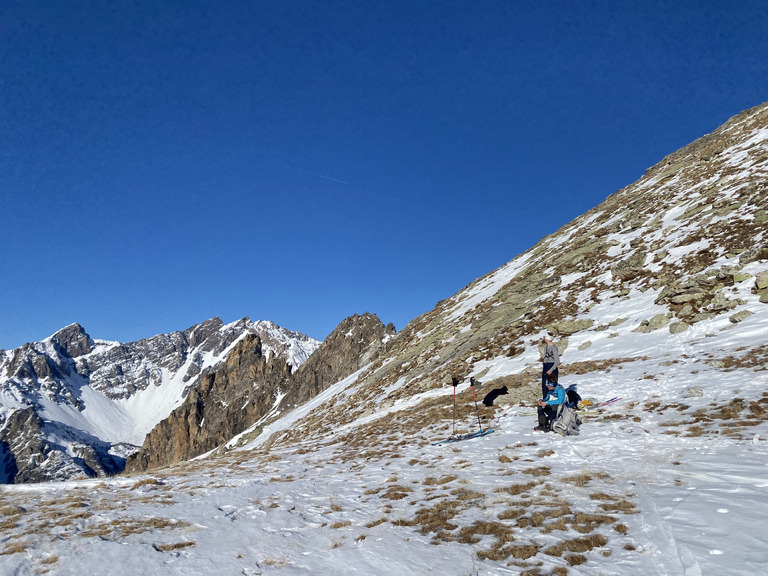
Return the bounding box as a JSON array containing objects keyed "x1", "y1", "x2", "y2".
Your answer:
[
  {"x1": 0, "y1": 102, "x2": 766, "y2": 575},
  {"x1": 0, "y1": 317, "x2": 319, "y2": 483}
]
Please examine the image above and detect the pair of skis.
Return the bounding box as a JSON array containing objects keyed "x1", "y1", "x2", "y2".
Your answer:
[
  {"x1": 432, "y1": 428, "x2": 494, "y2": 445},
  {"x1": 432, "y1": 377, "x2": 495, "y2": 445}
]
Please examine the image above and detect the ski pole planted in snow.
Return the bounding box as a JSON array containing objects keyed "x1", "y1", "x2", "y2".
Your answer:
[
  {"x1": 451, "y1": 377, "x2": 459, "y2": 436},
  {"x1": 470, "y1": 377, "x2": 484, "y2": 432}
]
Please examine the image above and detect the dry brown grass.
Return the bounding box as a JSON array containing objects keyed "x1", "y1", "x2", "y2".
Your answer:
[
  {"x1": 563, "y1": 357, "x2": 646, "y2": 375},
  {"x1": 424, "y1": 475, "x2": 458, "y2": 486},
  {"x1": 153, "y1": 541, "x2": 196, "y2": 553},
  {"x1": 131, "y1": 478, "x2": 161, "y2": 490},
  {"x1": 365, "y1": 517, "x2": 387, "y2": 528},
  {"x1": 544, "y1": 534, "x2": 608, "y2": 557},
  {"x1": 648, "y1": 393, "x2": 768, "y2": 439},
  {"x1": 458, "y1": 520, "x2": 515, "y2": 546},
  {"x1": 0, "y1": 541, "x2": 27, "y2": 556},
  {"x1": 506, "y1": 544, "x2": 540, "y2": 560},
  {"x1": 523, "y1": 466, "x2": 551, "y2": 477},
  {"x1": 382, "y1": 485, "x2": 413, "y2": 500},
  {"x1": 589, "y1": 492, "x2": 617, "y2": 501},
  {"x1": 708, "y1": 344, "x2": 768, "y2": 371},
  {"x1": 711, "y1": 398, "x2": 746, "y2": 420},
  {"x1": 494, "y1": 482, "x2": 538, "y2": 496},
  {"x1": 516, "y1": 503, "x2": 572, "y2": 530},
  {"x1": 498, "y1": 508, "x2": 527, "y2": 521},
  {"x1": 570, "y1": 513, "x2": 617, "y2": 534},
  {"x1": 0, "y1": 505, "x2": 27, "y2": 517},
  {"x1": 80, "y1": 516, "x2": 190, "y2": 540},
  {"x1": 409, "y1": 501, "x2": 463, "y2": 536},
  {"x1": 566, "y1": 553, "x2": 588, "y2": 566},
  {"x1": 561, "y1": 472, "x2": 599, "y2": 487},
  {"x1": 599, "y1": 500, "x2": 639, "y2": 514}
]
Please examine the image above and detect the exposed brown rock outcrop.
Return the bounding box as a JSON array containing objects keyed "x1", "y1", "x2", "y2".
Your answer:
[
  {"x1": 285, "y1": 313, "x2": 396, "y2": 407},
  {"x1": 126, "y1": 334, "x2": 293, "y2": 471},
  {"x1": 126, "y1": 313, "x2": 395, "y2": 472}
]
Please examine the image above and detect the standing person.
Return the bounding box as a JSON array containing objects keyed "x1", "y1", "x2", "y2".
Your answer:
[
  {"x1": 535, "y1": 379, "x2": 565, "y2": 432},
  {"x1": 541, "y1": 332, "x2": 560, "y2": 399}
]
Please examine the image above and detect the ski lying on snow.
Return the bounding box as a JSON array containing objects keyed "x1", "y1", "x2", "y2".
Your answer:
[
  {"x1": 599, "y1": 397, "x2": 621, "y2": 406},
  {"x1": 432, "y1": 428, "x2": 494, "y2": 445},
  {"x1": 520, "y1": 410, "x2": 599, "y2": 416}
]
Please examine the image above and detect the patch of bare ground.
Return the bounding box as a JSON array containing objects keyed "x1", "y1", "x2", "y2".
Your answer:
[
  {"x1": 130, "y1": 477, "x2": 166, "y2": 490},
  {"x1": 493, "y1": 481, "x2": 538, "y2": 497},
  {"x1": 543, "y1": 534, "x2": 608, "y2": 557},
  {"x1": 153, "y1": 541, "x2": 195, "y2": 553},
  {"x1": 561, "y1": 357, "x2": 647, "y2": 376},
  {"x1": 79, "y1": 516, "x2": 191, "y2": 540},
  {"x1": 0, "y1": 541, "x2": 28, "y2": 556},
  {"x1": 324, "y1": 389, "x2": 506, "y2": 464},
  {"x1": 381, "y1": 467, "x2": 638, "y2": 572},
  {"x1": 522, "y1": 466, "x2": 551, "y2": 477},
  {"x1": 0, "y1": 504, "x2": 27, "y2": 532},
  {"x1": 597, "y1": 500, "x2": 640, "y2": 515},
  {"x1": 703, "y1": 344, "x2": 768, "y2": 371},
  {"x1": 647, "y1": 393, "x2": 768, "y2": 439},
  {"x1": 381, "y1": 485, "x2": 413, "y2": 501},
  {"x1": 424, "y1": 475, "x2": 458, "y2": 486},
  {"x1": 562, "y1": 472, "x2": 600, "y2": 488}
]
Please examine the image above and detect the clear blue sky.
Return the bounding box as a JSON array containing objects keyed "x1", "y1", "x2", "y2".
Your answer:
[{"x1": 1, "y1": 1, "x2": 767, "y2": 349}]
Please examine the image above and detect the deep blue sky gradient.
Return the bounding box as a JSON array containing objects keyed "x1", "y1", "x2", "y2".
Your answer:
[{"x1": 1, "y1": 1, "x2": 767, "y2": 348}]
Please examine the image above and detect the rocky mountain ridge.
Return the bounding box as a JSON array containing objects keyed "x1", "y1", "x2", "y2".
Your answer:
[
  {"x1": 126, "y1": 313, "x2": 395, "y2": 472},
  {"x1": 0, "y1": 317, "x2": 320, "y2": 483}
]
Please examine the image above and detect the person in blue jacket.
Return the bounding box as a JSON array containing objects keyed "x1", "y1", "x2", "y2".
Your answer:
[{"x1": 534, "y1": 378, "x2": 565, "y2": 432}]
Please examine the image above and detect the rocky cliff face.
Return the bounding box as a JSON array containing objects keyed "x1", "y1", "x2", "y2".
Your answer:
[
  {"x1": 125, "y1": 334, "x2": 293, "y2": 471},
  {"x1": 0, "y1": 407, "x2": 124, "y2": 483},
  {"x1": 286, "y1": 313, "x2": 396, "y2": 406},
  {"x1": 126, "y1": 313, "x2": 395, "y2": 472},
  {"x1": 0, "y1": 317, "x2": 320, "y2": 483}
]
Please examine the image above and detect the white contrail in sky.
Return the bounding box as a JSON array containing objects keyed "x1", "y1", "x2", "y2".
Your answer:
[{"x1": 269, "y1": 162, "x2": 351, "y2": 185}]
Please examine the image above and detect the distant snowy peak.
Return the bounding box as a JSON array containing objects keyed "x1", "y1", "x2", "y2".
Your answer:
[
  {"x1": 247, "y1": 319, "x2": 321, "y2": 369},
  {"x1": 0, "y1": 316, "x2": 319, "y2": 403},
  {"x1": 48, "y1": 322, "x2": 95, "y2": 358},
  {"x1": 0, "y1": 316, "x2": 320, "y2": 483}
]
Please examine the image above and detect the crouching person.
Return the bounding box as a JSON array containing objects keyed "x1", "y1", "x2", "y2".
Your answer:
[{"x1": 534, "y1": 378, "x2": 564, "y2": 432}]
